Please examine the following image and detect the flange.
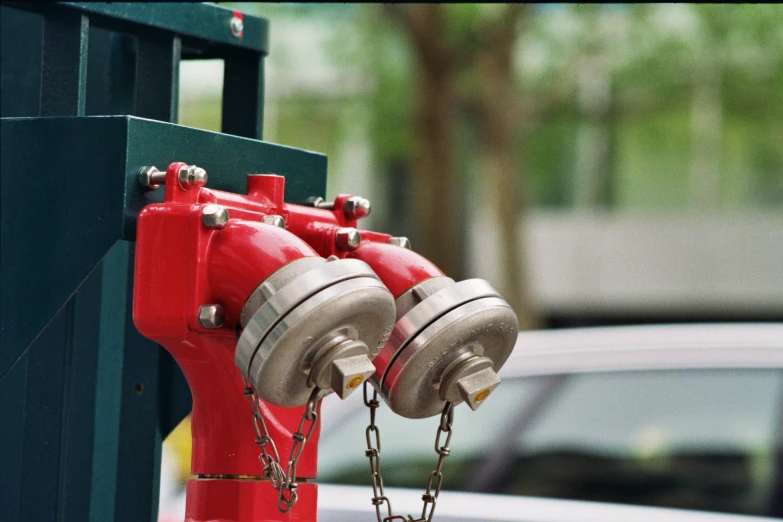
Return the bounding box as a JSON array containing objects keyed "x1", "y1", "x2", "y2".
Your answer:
[
  {"x1": 372, "y1": 279, "x2": 518, "y2": 419},
  {"x1": 236, "y1": 258, "x2": 396, "y2": 407}
]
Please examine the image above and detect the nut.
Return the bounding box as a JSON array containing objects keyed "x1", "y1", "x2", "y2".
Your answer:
[
  {"x1": 262, "y1": 215, "x2": 286, "y2": 228},
  {"x1": 201, "y1": 204, "x2": 229, "y2": 229},
  {"x1": 335, "y1": 228, "x2": 361, "y2": 251},
  {"x1": 343, "y1": 196, "x2": 371, "y2": 220},
  {"x1": 387, "y1": 237, "x2": 411, "y2": 249},
  {"x1": 138, "y1": 166, "x2": 166, "y2": 190},
  {"x1": 178, "y1": 165, "x2": 208, "y2": 190},
  {"x1": 230, "y1": 16, "x2": 243, "y2": 38},
  {"x1": 198, "y1": 304, "x2": 225, "y2": 329}
]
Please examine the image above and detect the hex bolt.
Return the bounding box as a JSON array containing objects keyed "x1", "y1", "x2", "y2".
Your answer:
[
  {"x1": 178, "y1": 165, "x2": 208, "y2": 190},
  {"x1": 201, "y1": 204, "x2": 229, "y2": 229},
  {"x1": 229, "y1": 16, "x2": 243, "y2": 38},
  {"x1": 335, "y1": 228, "x2": 361, "y2": 251},
  {"x1": 138, "y1": 166, "x2": 166, "y2": 190},
  {"x1": 261, "y1": 215, "x2": 286, "y2": 229},
  {"x1": 305, "y1": 196, "x2": 335, "y2": 210},
  {"x1": 387, "y1": 236, "x2": 411, "y2": 250},
  {"x1": 343, "y1": 196, "x2": 371, "y2": 220},
  {"x1": 198, "y1": 304, "x2": 225, "y2": 329}
]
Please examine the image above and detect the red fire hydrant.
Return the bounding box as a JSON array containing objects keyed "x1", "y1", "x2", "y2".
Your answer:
[{"x1": 133, "y1": 163, "x2": 518, "y2": 521}]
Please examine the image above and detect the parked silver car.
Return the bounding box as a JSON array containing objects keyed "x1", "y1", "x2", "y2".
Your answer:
[{"x1": 317, "y1": 323, "x2": 783, "y2": 521}]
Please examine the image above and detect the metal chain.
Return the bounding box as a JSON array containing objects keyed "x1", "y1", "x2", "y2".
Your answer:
[
  {"x1": 242, "y1": 376, "x2": 320, "y2": 513},
  {"x1": 363, "y1": 381, "x2": 455, "y2": 522}
]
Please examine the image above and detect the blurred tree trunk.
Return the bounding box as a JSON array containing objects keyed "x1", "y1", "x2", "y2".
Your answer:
[
  {"x1": 473, "y1": 4, "x2": 540, "y2": 329},
  {"x1": 386, "y1": 4, "x2": 540, "y2": 329},
  {"x1": 406, "y1": 5, "x2": 463, "y2": 279}
]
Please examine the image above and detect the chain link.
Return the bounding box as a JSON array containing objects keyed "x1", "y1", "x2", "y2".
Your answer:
[
  {"x1": 242, "y1": 376, "x2": 320, "y2": 513},
  {"x1": 363, "y1": 382, "x2": 455, "y2": 522}
]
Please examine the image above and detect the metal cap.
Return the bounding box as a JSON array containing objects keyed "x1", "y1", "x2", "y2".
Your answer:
[
  {"x1": 236, "y1": 258, "x2": 396, "y2": 407},
  {"x1": 373, "y1": 279, "x2": 518, "y2": 419}
]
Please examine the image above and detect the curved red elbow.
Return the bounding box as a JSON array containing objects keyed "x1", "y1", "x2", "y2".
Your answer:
[
  {"x1": 347, "y1": 241, "x2": 444, "y2": 298},
  {"x1": 207, "y1": 220, "x2": 318, "y2": 323}
]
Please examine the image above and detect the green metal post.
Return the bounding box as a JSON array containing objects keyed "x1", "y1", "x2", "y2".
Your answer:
[{"x1": 0, "y1": 4, "x2": 325, "y2": 521}]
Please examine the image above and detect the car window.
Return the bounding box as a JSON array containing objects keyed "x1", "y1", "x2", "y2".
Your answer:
[
  {"x1": 318, "y1": 375, "x2": 533, "y2": 485},
  {"x1": 317, "y1": 369, "x2": 783, "y2": 517}
]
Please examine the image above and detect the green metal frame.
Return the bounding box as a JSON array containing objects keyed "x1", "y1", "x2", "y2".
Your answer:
[{"x1": 0, "y1": 3, "x2": 327, "y2": 520}]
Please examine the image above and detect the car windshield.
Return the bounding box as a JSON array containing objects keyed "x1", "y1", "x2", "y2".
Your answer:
[{"x1": 318, "y1": 368, "x2": 783, "y2": 517}]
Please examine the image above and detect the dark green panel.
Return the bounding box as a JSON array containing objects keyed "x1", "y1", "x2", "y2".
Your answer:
[
  {"x1": 60, "y1": 263, "x2": 104, "y2": 522},
  {"x1": 0, "y1": 6, "x2": 43, "y2": 118},
  {"x1": 0, "y1": 349, "x2": 27, "y2": 522},
  {"x1": 89, "y1": 241, "x2": 130, "y2": 520},
  {"x1": 114, "y1": 243, "x2": 163, "y2": 522},
  {"x1": 86, "y1": 27, "x2": 137, "y2": 117},
  {"x1": 0, "y1": 117, "x2": 128, "y2": 373},
  {"x1": 158, "y1": 348, "x2": 193, "y2": 438},
  {"x1": 135, "y1": 32, "x2": 181, "y2": 123},
  {"x1": 222, "y1": 49, "x2": 265, "y2": 140},
  {"x1": 61, "y1": 2, "x2": 269, "y2": 55},
  {"x1": 40, "y1": 9, "x2": 89, "y2": 117},
  {"x1": 19, "y1": 305, "x2": 70, "y2": 522}
]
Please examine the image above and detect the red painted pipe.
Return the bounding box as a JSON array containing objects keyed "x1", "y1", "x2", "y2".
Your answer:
[
  {"x1": 207, "y1": 220, "x2": 318, "y2": 324},
  {"x1": 347, "y1": 241, "x2": 444, "y2": 298}
]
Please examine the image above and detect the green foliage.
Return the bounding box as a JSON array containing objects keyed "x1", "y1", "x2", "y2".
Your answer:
[
  {"x1": 204, "y1": 3, "x2": 783, "y2": 211},
  {"x1": 357, "y1": 6, "x2": 416, "y2": 163}
]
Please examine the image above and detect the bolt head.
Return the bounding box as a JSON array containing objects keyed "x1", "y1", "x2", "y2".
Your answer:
[
  {"x1": 387, "y1": 236, "x2": 411, "y2": 250},
  {"x1": 198, "y1": 304, "x2": 225, "y2": 329},
  {"x1": 343, "y1": 196, "x2": 371, "y2": 220},
  {"x1": 138, "y1": 166, "x2": 162, "y2": 190},
  {"x1": 201, "y1": 204, "x2": 229, "y2": 229},
  {"x1": 230, "y1": 16, "x2": 243, "y2": 38},
  {"x1": 335, "y1": 228, "x2": 361, "y2": 251},
  {"x1": 178, "y1": 165, "x2": 208, "y2": 190},
  {"x1": 261, "y1": 214, "x2": 286, "y2": 228}
]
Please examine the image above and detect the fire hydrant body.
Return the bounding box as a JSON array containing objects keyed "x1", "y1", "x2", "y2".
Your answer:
[{"x1": 134, "y1": 162, "x2": 518, "y2": 521}]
